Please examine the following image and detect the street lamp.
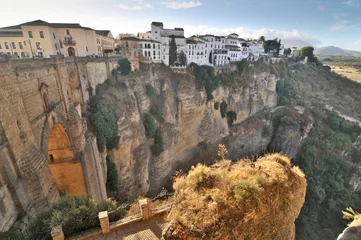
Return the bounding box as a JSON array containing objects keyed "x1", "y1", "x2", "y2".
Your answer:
[{"x1": 24, "y1": 40, "x2": 34, "y2": 59}]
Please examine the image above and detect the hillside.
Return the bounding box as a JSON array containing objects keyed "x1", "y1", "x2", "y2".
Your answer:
[
  {"x1": 163, "y1": 154, "x2": 306, "y2": 240},
  {"x1": 314, "y1": 46, "x2": 361, "y2": 57}
]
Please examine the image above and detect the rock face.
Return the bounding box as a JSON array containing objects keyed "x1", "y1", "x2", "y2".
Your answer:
[
  {"x1": 162, "y1": 154, "x2": 307, "y2": 240},
  {"x1": 102, "y1": 63, "x2": 284, "y2": 202},
  {"x1": 338, "y1": 216, "x2": 361, "y2": 240}
]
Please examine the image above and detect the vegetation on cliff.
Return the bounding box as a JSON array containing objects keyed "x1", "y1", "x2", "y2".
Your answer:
[
  {"x1": 164, "y1": 153, "x2": 306, "y2": 239},
  {"x1": 28, "y1": 197, "x2": 125, "y2": 239}
]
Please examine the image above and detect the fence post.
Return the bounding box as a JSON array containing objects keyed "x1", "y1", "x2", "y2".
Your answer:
[
  {"x1": 139, "y1": 198, "x2": 151, "y2": 221},
  {"x1": 98, "y1": 211, "x2": 110, "y2": 234},
  {"x1": 51, "y1": 225, "x2": 64, "y2": 240}
]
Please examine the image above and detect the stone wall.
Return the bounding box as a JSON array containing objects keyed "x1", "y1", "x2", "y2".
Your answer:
[{"x1": 0, "y1": 56, "x2": 120, "y2": 231}]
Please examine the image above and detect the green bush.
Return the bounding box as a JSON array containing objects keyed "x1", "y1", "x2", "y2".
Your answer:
[
  {"x1": 117, "y1": 58, "x2": 132, "y2": 75},
  {"x1": 89, "y1": 101, "x2": 120, "y2": 152},
  {"x1": 28, "y1": 196, "x2": 125, "y2": 239},
  {"x1": 214, "y1": 102, "x2": 219, "y2": 110},
  {"x1": 295, "y1": 108, "x2": 361, "y2": 239},
  {"x1": 198, "y1": 141, "x2": 208, "y2": 151},
  {"x1": 233, "y1": 180, "x2": 260, "y2": 204},
  {"x1": 193, "y1": 65, "x2": 219, "y2": 101},
  {"x1": 151, "y1": 128, "x2": 164, "y2": 156},
  {"x1": 106, "y1": 157, "x2": 118, "y2": 192},
  {"x1": 262, "y1": 124, "x2": 273, "y2": 138},
  {"x1": 145, "y1": 85, "x2": 164, "y2": 120},
  {"x1": 227, "y1": 111, "x2": 237, "y2": 126},
  {"x1": 142, "y1": 112, "x2": 156, "y2": 138},
  {"x1": 220, "y1": 101, "x2": 228, "y2": 118}
]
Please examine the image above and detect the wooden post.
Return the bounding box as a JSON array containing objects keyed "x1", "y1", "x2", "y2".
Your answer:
[
  {"x1": 98, "y1": 211, "x2": 110, "y2": 234},
  {"x1": 51, "y1": 225, "x2": 64, "y2": 240}
]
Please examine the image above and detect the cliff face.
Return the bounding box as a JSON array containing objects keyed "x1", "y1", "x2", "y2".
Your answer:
[{"x1": 97, "y1": 63, "x2": 283, "y2": 202}]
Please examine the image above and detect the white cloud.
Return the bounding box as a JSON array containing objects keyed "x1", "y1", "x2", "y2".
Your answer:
[
  {"x1": 330, "y1": 20, "x2": 351, "y2": 31},
  {"x1": 181, "y1": 24, "x2": 322, "y2": 46},
  {"x1": 119, "y1": 0, "x2": 152, "y2": 10},
  {"x1": 161, "y1": 1, "x2": 202, "y2": 9},
  {"x1": 343, "y1": 0, "x2": 353, "y2": 6}
]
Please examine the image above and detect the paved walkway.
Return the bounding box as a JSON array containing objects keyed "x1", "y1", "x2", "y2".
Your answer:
[{"x1": 91, "y1": 214, "x2": 168, "y2": 240}]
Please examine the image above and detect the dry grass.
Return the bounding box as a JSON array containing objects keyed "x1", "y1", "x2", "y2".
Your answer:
[
  {"x1": 327, "y1": 65, "x2": 361, "y2": 83},
  {"x1": 164, "y1": 153, "x2": 307, "y2": 240}
]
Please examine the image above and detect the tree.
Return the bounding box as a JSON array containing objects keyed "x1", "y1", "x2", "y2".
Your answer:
[
  {"x1": 299, "y1": 46, "x2": 316, "y2": 62},
  {"x1": 284, "y1": 48, "x2": 292, "y2": 56},
  {"x1": 114, "y1": 44, "x2": 121, "y2": 54},
  {"x1": 152, "y1": 128, "x2": 164, "y2": 156},
  {"x1": 106, "y1": 157, "x2": 118, "y2": 192},
  {"x1": 276, "y1": 39, "x2": 281, "y2": 56},
  {"x1": 259, "y1": 36, "x2": 266, "y2": 43},
  {"x1": 169, "y1": 35, "x2": 177, "y2": 66},
  {"x1": 117, "y1": 58, "x2": 132, "y2": 75},
  {"x1": 209, "y1": 51, "x2": 213, "y2": 64},
  {"x1": 178, "y1": 51, "x2": 187, "y2": 66}
]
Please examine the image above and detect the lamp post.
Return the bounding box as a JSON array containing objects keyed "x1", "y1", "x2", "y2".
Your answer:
[{"x1": 24, "y1": 40, "x2": 34, "y2": 59}]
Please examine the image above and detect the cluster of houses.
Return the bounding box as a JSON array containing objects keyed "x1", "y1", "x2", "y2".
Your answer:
[
  {"x1": 0, "y1": 20, "x2": 287, "y2": 68},
  {"x1": 118, "y1": 22, "x2": 282, "y2": 69}
]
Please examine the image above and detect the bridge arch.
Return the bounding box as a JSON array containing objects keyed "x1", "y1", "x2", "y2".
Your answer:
[{"x1": 48, "y1": 122, "x2": 87, "y2": 197}]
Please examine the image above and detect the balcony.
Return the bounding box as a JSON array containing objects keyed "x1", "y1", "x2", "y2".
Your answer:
[{"x1": 63, "y1": 37, "x2": 76, "y2": 46}]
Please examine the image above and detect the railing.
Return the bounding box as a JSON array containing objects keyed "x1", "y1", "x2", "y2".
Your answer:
[{"x1": 63, "y1": 39, "x2": 76, "y2": 45}]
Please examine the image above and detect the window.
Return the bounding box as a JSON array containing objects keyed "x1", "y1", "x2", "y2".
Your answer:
[
  {"x1": 55, "y1": 43, "x2": 58, "y2": 50},
  {"x1": 40, "y1": 31, "x2": 44, "y2": 38},
  {"x1": 12, "y1": 42, "x2": 16, "y2": 49},
  {"x1": 14, "y1": 52, "x2": 18, "y2": 57},
  {"x1": 125, "y1": 41, "x2": 129, "y2": 48},
  {"x1": 86, "y1": 46, "x2": 88, "y2": 52},
  {"x1": 38, "y1": 52, "x2": 43, "y2": 57},
  {"x1": 153, "y1": 50, "x2": 155, "y2": 56},
  {"x1": 59, "y1": 39, "x2": 63, "y2": 48},
  {"x1": 28, "y1": 31, "x2": 33, "y2": 38},
  {"x1": 36, "y1": 42, "x2": 41, "y2": 49},
  {"x1": 21, "y1": 52, "x2": 25, "y2": 57},
  {"x1": 66, "y1": 29, "x2": 70, "y2": 35},
  {"x1": 153, "y1": 44, "x2": 155, "y2": 49},
  {"x1": 53, "y1": 32, "x2": 56, "y2": 39},
  {"x1": 19, "y1": 42, "x2": 23, "y2": 49},
  {"x1": 0, "y1": 43, "x2": 1, "y2": 49}
]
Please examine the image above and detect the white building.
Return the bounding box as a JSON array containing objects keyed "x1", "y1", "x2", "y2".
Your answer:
[
  {"x1": 138, "y1": 39, "x2": 162, "y2": 63},
  {"x1": 138, "y1": 31, "x2": 152, "y2": 39},
  {"x1": 186, "y1": 38, "x2": 210, "y2": 66},
  {"x1": 151, "y1": 22, "x2": 186, "y2": 66}
]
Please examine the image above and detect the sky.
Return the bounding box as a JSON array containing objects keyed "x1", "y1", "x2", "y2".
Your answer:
[{"x1": 1, "y1": 0, "x2": 361, "y2": 51}]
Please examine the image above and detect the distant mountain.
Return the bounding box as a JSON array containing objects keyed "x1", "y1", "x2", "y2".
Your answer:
[
  {"x1": 281, "y1": 39, "x2": 313, "y2": 49},
  {"x1": 314, "y1": 46, "x2": 361, "y2": 57}
]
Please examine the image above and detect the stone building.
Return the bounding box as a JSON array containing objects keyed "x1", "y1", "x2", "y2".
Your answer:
[
  {"x1": 0, "y1": 55, "x2": 119, "y2": 232},
  {"x1": 95, "y1": 31, "x2": 115, "y2": 57},
  {"x1": 0, "y1": 20, "x2": 114, "y2": 58}
]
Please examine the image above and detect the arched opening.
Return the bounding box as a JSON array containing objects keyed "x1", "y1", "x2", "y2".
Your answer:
[
  {"x1": 68, "y1": 47, "x2": 76, "y2": 57},
  {"x1": 48, "y1": 122, "x2": 87, "y2": 197},
  {"x1": 69, "y1": 72, "x2": 81, "y2": 103}
]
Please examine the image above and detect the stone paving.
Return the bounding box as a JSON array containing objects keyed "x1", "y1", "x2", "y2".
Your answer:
[{"x1": 91, "y1": 213, "x2": 168, "y2": 240}]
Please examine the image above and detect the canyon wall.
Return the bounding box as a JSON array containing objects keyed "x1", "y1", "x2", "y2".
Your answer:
[{"x1": 102, "y1": 63, "x2": 285, "y2": 201}]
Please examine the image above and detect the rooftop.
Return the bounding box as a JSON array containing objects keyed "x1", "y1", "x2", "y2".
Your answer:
[
  {"x1": 0, "y1": 19, "x2": 94, "y2": 31},
  {"x1": 95, "y1": 30, "x2": 111, "y2": 37},
  {"x1": 151, "y1": 22, "x2": 164, "y2": 28}
]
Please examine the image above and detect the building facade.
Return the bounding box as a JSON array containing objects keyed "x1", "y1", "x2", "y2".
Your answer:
[
  {"x1": 96, "y1": 31, "x2": 115, "y2": 57},
  {"x1": 0, "y1": 20, "x2": 114, "y2": 58}
]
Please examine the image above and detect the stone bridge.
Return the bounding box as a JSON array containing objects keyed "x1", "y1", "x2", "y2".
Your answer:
[{"x1": 0, "y1": 55, "x2": 120, "y2": 231}]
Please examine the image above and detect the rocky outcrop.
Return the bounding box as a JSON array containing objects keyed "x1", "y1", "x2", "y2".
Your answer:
[
  {"x1": 98, "y1": 63, "x2": 284, "y2": 202},
  {"x1": 162, "y1": 154, "x2": 307, "y2": 240},
  {"x1": 338, "y1": 216, "x2": 361, "y2": 240}
]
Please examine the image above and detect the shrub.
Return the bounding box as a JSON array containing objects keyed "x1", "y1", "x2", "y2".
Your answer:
[
  {"x1": 89, "y1": 102, "x2": 120, "y2": 152},
  {"x1": 151, "y1": 128, "x2": 164, "y2": 156},
  {"x1": 117, "y1": 58, "x2": 132, "y2": 75},
  {"x1": 214, "y1": 102, "x2": 219, "y2": 110},
  {"x1": 220, "y1": 101, "x2": 228, "y2": 118},
  {"x1": 198, "y1": 141, "x2": 208, "y2": 151},
  {"x1": 142, "y1": 112, "x2": 156, "y2": 138},
  {"x1": 227, "y1": 111, "x2": 237, "y2": 126},
  {"x1": 145, "y1": 85, "x2": 164, "y2": 120},
  {"x1": 233, "y1": 180, "x2": 260, "y2": 204},
  {"x1": 193, "y1": 65, "x2": 219, "y2": 101},
  {"x1": 28, "y1": 197, "x2": 125, "y2": 239},
  {"x1": 262, "y1": 124, "x2": 273, "y2": 138},
  {"x1": 106, "y1": 157, "x2": 118, "y2": 192}
]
